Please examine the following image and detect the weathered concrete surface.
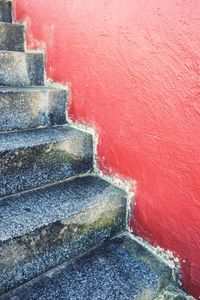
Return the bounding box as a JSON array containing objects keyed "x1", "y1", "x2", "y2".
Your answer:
[
  {"x1": 0, "y1": 23, "x2": 24, "y2": 51},
  {"x1": 0, "y1": 51, "x2": 44, "y2": 86},
  {"x1": 0, "y1": 175, "x2": 127, "y2": 295},
  {"x1": 0, "y1": 232, "x2": 171, "y2": 300},
  {"x1": 0, "y1": 1, "x2": 12, "y2": 23},
  {"x1": 0, "y1": 87, "x2": 68, "y2": 131},
  {"x1": 14, "y1": 1, "x2": 200, "y2": 297},
  {"x1": 158, "y1": 283, "x2": 195, "y2": 300},
  {"x1": 0, "y1": 125, "x2": 93, "y2": 197}
]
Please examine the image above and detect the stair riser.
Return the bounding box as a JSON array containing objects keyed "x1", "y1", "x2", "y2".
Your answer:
[
  {"x1": 0, "y1": 89, "x2": 68, "y2": 131},
  {"x1": 0, "y1": 52, "x2": 44, "y2": 86},
  {"x1": 0, "y1": 1, "x2": 12, "y2": 23},
  {"x1": 0, "y1": 134, "x2": 93, "y2": 197},
  {"x1": 0, "y1": 196, "x2": 127, "y2": 294},
  {"x1": 0, "y1": 24, "x2": 24, "y2": 51}
]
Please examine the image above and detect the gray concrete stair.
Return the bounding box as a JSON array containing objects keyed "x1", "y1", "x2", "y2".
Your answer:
[
  {"x1": 0, "y1": 1, "x2": 12, "y2": 23},
  {"x1": 0, "y1": 23, "x2": 24, "y2": 51},
  {"x1": 0, "y1": 125, "x2": 93, "y2": 197},
  {"x1": 0, "y1": 51, "x2": 44, "y2": 86},
  {"x1": 0, "y1": 87, "x2": 68, "y2": 131},
  {"x1": 0, "y1": 175, "x2": 127, "y2": 295},
  {"x1": 0, "y1": 233, "x2": 173, "y2": 300}
]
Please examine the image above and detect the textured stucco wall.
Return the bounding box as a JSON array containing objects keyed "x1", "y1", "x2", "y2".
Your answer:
[{"x1": 14, "y1": 0, "x2": 200, "y2": 297}]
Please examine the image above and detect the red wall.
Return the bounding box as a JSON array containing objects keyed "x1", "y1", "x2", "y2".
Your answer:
[{"x1": 14, "y1": 0, "x2": 200, "y2": 297}]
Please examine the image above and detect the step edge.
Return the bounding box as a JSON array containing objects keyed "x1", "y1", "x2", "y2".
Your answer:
[
  {"x1": 0, "y1": 21, "x2": 23, "y2": 28},
  {"x1": 0, "y1": 86, "x2": 68, "y2": 92},
  {"x1": 0, "y1": 49, "x2": 44, "y2": 55},
  {"x1": 0, "y1": 173, "x2": 93, "y2": 202},
  {"x1": 0, "y1": 124, "x2": 93, "y2": 150}
]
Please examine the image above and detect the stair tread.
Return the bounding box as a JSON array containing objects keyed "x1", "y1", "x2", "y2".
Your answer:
[
  {"x1": 0, "y1": 86, "x2": 68, "y2": 132},
  {"x1": 0, "y1": 233, "x2": 172, "y2": 300},
  {"x1": 0, "y1": 86, "x2": 66, "y2": 92},
  {"x1": 0, "y1": 125, "x2": 93, "y2": 197},
  {"x1": 0, "y1": 175, "x2": 125, "y2": 242},
  {"x1": 0, "y1": 125, "x2": 83, "y2": 151}
]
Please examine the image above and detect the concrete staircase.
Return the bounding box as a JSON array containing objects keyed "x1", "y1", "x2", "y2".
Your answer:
[{"x1": 0, "y1": 1, "x2": 191, "y2": 299}]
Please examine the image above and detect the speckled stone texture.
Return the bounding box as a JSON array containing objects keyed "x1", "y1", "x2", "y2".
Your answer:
[
  {"x1": 0, "y1": 233, "x2": 172, "y2": 300},
  {"x1": 0, "y1": 1, "x2": 12, "y2": 23},
  {"x1": 0, "y1": 23, "x2": 24, "y2": 51},
  {"x1": 0, "y1": 51, "x2": 44, "y2": 86},
  {"x1": 0, "y1": 87, "x2": 68, "y2": 131},
  {"x1": 157, "y1": 283, "x2": 195, "y2": 300},
  {"x1": 0, "y1": 125, "x2": 93, "y2": 197},
  {"x1": 0, "y1": 175, "x2": 127, "y2": 295}
]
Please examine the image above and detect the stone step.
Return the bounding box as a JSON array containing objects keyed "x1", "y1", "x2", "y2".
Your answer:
[
  {"x1": 0, "y1": 87, "x2": 68, "y2": 131},
  {"x1": 0, "y1": 1, "x2": 12, "y2": 23},
  {"x1": 0, "y1": 175, "x2": 127, "y2": 295},
  {"x1": 0, "y1": 125, "x2": 93, "y2": 197},
  {"x1": 0, "y1": 23, "x2": 24, "y2": 51},
  {"x1": 0, "y1": 51, "x2": 44, "y2": 86},
  {"x1": 0, "y1": 233, "x2": 172, "y2": 300}
]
